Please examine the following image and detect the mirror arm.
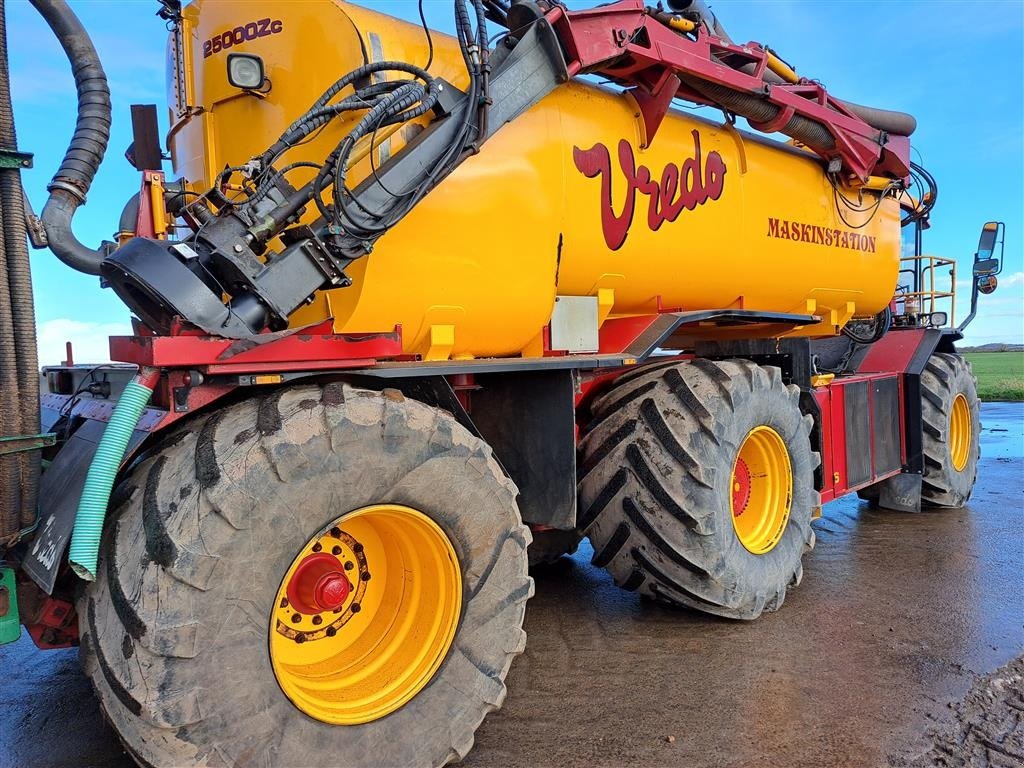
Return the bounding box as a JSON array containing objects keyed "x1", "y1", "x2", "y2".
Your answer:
[{"x1": 957, "y1": 280, "x2": 980, "y2": 333}]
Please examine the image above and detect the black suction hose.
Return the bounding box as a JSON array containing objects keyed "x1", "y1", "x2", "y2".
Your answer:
[
  {"x1": 681, "y1": 75, "x2": 842, "y2": 150},
  {"x1": 28, "y1": 0, "x2": 112, "y2": 276},
  {"x1": 842, "y1": 99, "x2": 916, "y2": 138},
  {"x1": 0, "y1": 0, "x2": 40, "y2": 543}
]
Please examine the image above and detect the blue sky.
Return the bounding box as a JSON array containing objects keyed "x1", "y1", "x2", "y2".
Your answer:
[{"x1": 8, "y1": 0, "x2": 1022, "y2": 364}]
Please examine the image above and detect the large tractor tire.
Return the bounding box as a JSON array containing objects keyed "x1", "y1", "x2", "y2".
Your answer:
[
  {"x1": 577, "y1": 359, "x2": 818, "y2": 620},
  {"x1": 80, "y1": 383, "x2": 532, "y2": 768},
  {"x1": 858, "y1": 352, "x2": 981, "y2": 510},
  {"x1": 920, "y1": 353, "x2": 980, "y2": 508}
]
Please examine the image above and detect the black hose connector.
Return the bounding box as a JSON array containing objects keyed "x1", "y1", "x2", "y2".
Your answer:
[{"x1": 29, "y1": 0, "x2": 112, "y2": 275}]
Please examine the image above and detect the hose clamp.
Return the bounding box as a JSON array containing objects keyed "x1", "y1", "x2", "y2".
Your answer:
[{"x1": 47, "y1": 179, "x2": 88, "y2": 204}]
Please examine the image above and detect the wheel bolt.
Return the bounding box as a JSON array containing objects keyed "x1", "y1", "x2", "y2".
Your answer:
[
  {"x1": 291, "y1": 613, "x2": 301, "y2": 624},
  {"x1": 312, "y1": 543, "x2": 322, "y2": 553},
  {"x1": 312, "y1": 616, "x2": 322, "y2": 626},
  {"x1": 332, "y1": 546, "x2": 342, "y2": 555},
  {"x1": 344, "y1": 561, "x2": 354, "y2": 571}
]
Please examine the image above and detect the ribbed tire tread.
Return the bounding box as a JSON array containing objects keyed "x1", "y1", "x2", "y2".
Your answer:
[
  {"x1": 920, "y1": 353, "x2": 981, "y2": 508},
  {"x1": 578, "y1": 359, "x2": 819, "y2": 620},
  {"x1": 80, "y1": 384, "x2": 532, "y2": 768}
]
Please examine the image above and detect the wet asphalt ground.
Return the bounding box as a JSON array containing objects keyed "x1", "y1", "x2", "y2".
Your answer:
[{"x1": 2, "y1": 402, "x2": 1022, "y2": 768}]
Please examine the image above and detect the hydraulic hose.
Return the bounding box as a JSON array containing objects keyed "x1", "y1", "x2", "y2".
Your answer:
[
  {"x1": 0, "y1": 0, "x2": 40, "y2": 543},
  {"x1": 29, "y1": 0, "x2": 112, "y2": 275},
  {"x1": 68, "y1": 367, "x2": 159, "y2": 581}
]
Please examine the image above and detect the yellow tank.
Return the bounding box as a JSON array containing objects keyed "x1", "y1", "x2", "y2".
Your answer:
[{"x1": 169, "y1": 0, "x2": 901, "y2": 360}]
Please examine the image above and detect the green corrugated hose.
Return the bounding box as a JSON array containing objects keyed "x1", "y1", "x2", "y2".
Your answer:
[{"x1": 68, "y1": 376, "x2": 156, "y2": 581}]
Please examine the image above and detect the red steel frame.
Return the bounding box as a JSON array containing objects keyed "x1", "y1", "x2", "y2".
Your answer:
[
  {"x1": 110, "y1": 319, "x2": 403, "y2": 372},
  {"x1": 814, "y1": 372, "x2": 906, "y2": 504},
  {"x1": 548, "y1": 1, "x2": 911, "y2": 182},
  {"x1": 106, "y1": 316, "x2": 927, "y2": 509}
]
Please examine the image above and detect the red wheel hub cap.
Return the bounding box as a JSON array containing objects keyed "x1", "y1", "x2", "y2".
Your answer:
[
  {"x1": 286, "y1": 552, "x2": 351, "y2": 614},
  {"x1": 732, "y1": 458, "x2": 752, "y2": 517}
]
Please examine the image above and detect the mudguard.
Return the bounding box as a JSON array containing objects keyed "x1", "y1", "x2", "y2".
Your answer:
[{"x1": 22, "y1": 396, "x2": 167, "y2": 594}]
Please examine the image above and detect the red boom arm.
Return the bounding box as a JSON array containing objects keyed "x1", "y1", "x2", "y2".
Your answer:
[{"x1": 546, "y1": 1, "x2": 911, "y2": 182}]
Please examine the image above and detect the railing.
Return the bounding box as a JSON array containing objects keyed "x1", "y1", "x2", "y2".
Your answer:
[{"x1": 896, "y1": 254, "x2": 956, "y2": 327}]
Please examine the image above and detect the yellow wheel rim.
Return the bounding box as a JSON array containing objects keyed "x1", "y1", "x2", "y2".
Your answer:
[
  {"x1": 949, "y1": 393, "x2": 971, "y2": 472},
  {"x1": 269, "y1": 505, "x2": 462, "y2": 725},
  {"x1": 730, "y1": 426, "x2": 793, "y2": 555}
]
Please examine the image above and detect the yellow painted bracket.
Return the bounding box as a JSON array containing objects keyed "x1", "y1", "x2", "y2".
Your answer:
[
  {"x1": 424, "y1": 325, "x2": 455, "y2": 361},
  {"x1": 829, "y1": 301, "x2": 857, "y2": 330},
  {"x1": 597, "y1": 288, "x2": 615, "y2": 326}
]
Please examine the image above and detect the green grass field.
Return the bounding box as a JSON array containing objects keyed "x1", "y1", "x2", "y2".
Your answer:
[{"x1": 964, "y1": 351, "x2": 1024, "y2": 401}]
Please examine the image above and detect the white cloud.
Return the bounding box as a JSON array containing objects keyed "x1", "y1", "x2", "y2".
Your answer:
[
  {"x1": 36, "y1": 318, "x2": 133, "y2": 367},
  {"x1": 999, "y1": 271, "x2": 1024, "y2": 288},
  {"x1": 957, "y1": 271, "x2": 1023, "y2": 290}
]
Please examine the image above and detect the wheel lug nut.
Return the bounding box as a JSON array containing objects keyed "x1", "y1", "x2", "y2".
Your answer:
[
  {"x1": 330, "y1": 527, "x2": 342, "y2": 538},
  {"x1": 291, "y1": 613, "x2": 301, "y2": 624},
  {"x1": 361, "y1": 571, "x2": 371, "y2": 581},
  {"x1": 344, "y1": 561, "x2": 354, "y2": 571},
  {"x1": 332, "y1": 546, "x2": 342, "y2": 555},
  {"x1": 280, "y1": 597, "x2": 289, "y2": 608},
  {"x1": 351, "y1": 603, "x2": 361, "y2": 613},
  {"x1": 312, "y1": 543, "x2": 322, "y2": 553},
  {"x1": 312, "y1": 615, "x2": 323, "y2": 626},
  {"x1": 353, "y1": 543, "x2": 364, "y2": 553}
]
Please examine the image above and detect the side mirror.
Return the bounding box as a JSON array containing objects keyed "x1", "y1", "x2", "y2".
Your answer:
[
  {"x1": 959, "y1": 221, "x2": 1008, "y2": 332},
  {"x1": 977, "y1": 275, "x2": 998, "y2": 295},
  {"x1": 973, "y1": 221, "x2": 1004, "y2": 278}
]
